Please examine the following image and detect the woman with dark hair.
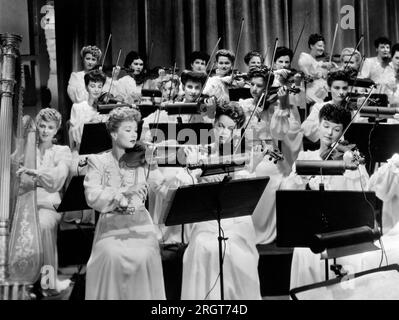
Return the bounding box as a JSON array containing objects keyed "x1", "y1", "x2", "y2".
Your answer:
[
  {"x1": 115, "y1": 51, "x2": 152, "y2": 103},
  {"x1": 298, "y1": 34, "x2": 336, "y2": 104},
  {"x1": 180, "y1": 103, "x2": 262, "y2": 300}
]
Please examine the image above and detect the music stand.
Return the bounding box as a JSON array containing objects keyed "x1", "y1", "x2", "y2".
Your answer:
[
  {"x1": 290, "y1": 264, "x2": 399, "y2": 300},
  {"x1": 229, "y1": 88, "x2": 252, "y2": 101},
  {"x1": 276, "y1": 190, "x2": 380, "y2": 280},
  {"x1": 162, "y1": 176, "x2": 270, "y2": 300},
  {"x1": 56, "y1": 176, "x2": 90, "y2": 212},
  {"x1": 79, "y1": 121, "x2": 143, "y2": 155},
  {"x1": 345, "y1": 123, "x2": 399, "y2": 173}
]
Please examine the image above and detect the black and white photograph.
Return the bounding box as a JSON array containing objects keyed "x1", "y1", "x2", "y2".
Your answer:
[{"x1": 1, "y1": 0, "x2": 399, "y2": 308}]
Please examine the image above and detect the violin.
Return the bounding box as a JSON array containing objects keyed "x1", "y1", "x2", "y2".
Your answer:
[
  {"x1": 119, "y1": 141, "x2": 155, "y2": 169},
  {"x1": 262, "y1": 85, "x2": 301, "y2": 110},
  {"x1": 320, "y1": 140, "x2": 365, "y2": 165}
]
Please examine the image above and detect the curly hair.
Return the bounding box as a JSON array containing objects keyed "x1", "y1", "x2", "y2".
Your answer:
[
  {"x1": 215, "y1": 102, "x2": 246, "y2": 129},
  {"x1": 244, "y1": 51, "x2": 263, "y2": 65},
  {"x1": 308, "y1": 34, "x2": 325, "y2": 49},
  {"x1": 340, "y1": 48, "x2": 361, "y2": 64},
  {"x1": 35, "y1": 108, "x2": 62, "y2": 130},
  {"x1": 215, "y1": 49, "x2": 235, "y2": 64},
  {"x1": 188, "y1": 51, "x2": 210, "y2": 66},
  {"x1": 247, "y1": 65, "x2": 274, "y2": 86},
  {"x1": 374, "y1": 36, "x2": 391, "y2": 49},
  {"x1": 80, "y1": 45, "x2": 102, "y2": 61},
  {"x1": 124, "y1": 51, "x2": 146, "y2": 69},
  {"x1": 319, "y1": 103, "x2": 351, "y2": 129},
  {"x1": 274, "y1": 46, "x2": 293, "y2": 62},
  {"x1": 106, "y1": 107, "x2": 142, "y2": 133},
  {"x1": 326, "y1": 70, "x2": 350, "y2": 87},
  {"x1": 84, "y1": 69, "x2": 107, "y2": 86}
]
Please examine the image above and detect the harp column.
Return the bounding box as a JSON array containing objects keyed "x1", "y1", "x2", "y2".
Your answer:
[{"x1": 0, "y1": 33, "x2": 22, "y2": 283}]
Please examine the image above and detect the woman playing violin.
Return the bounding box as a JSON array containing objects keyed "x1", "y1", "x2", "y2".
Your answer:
[
  {"x1": 67, "y1": 45, "x2": 102, "y2": 104},
  {"x1": 84, "y1": 106, "x2": 166, "y2": 300},
  {"x1": 69, "y1": 70, "x2": 109, "y2": 152},
  {"x1": 243, "y1": 50, "x2": 264, "y2": 71},
  {"x1": 114, "y1": 51, "x2": 152, "y2": 104},
  {"x1": 180, "y1": 102, "x2": 262, "y2": 300},
  {"x1": 298, "y1": 34, "x2": 336, "y2": 103}
]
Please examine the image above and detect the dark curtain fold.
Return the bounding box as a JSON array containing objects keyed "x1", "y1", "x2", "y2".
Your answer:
[{"x1": 54, "y1": 0, "x2": 399, "y2": 128}]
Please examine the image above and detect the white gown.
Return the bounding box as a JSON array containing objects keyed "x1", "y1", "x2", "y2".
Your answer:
[
  {"x1": 84, "y1": 151, "x2": 166, "y2": 300},
  {"x1": 282, "y1": 151, "x2": 399, "y2": 292},
  {"x1": 36, "y1": 145, "x2": 72, "y2": 290},
  {"x1": 180, "y1": 170, "x2": 261, "y2": 300}
]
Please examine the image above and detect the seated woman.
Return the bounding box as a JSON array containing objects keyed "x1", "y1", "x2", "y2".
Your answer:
[
  {"x1": 281, "y1": 104, "x2": 372, "y2": 290},
  {"x1": 180, "y1": 103, "x2": 262, "y2": 300},
  {"x1": 84, "y1": 106, "x2": 165, "y2": 300},
  {"x1": 17, "y1": 108, "x2": 72, "y2": 294},
  {"x1": 67, "y1": 45, "x2": 102, "y2": 104},
  {"x1": 69, "y1": 69, "x2": 108, "y2": 152},
  {"x1": 298, "y1": 34, "x2": 336, "y2": 104},
  {"x1": 114, "y1": 51, "x2": 152, "y2": 104}
]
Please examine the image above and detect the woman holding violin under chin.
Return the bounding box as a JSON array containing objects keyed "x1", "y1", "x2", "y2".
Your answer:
[
  {"x1": 84, "y1": 106, "x2": 166, "y2": 300},
  {"x1": 113, "y1": 51, "x2": 153, "y2": 104},
  {"x1": 298, "y1": 34, "x2": 338, "y2": 104}
]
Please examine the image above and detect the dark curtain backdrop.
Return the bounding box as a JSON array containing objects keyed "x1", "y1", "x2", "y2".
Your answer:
[{"x1": 54, "y1": 0, "x2": 399, "y2": 127}]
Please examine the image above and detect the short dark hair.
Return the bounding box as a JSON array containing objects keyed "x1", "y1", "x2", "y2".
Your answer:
[
  {"x1": 391, "y1": 43, "x2": 399, "y2": 57},
  {"x1": 319, "y1": 103, "x2": 351, "y2": 129},
  {"x1": 180, "y1": 70, "x2": 207, "y2": 86},
  {"x1": 247, "y1": 66, "x2": 274, "y2": 87},
  {"x1": 244, "y1": 51, "x2": 263, "y2": 65},
  {"x1": 326, "y1": 70, "x2": 350, "y2": 87},
  {"x1": 215, "y1": 102, "x2": 246, "y2": 129},
  {"x1": 188, "y1": 51, "x2": 210, "y2": 66},
  {"x1": 124, "y1": 51, "x2": 146, "y2": 69},
  {"x1": 308, "y1": 34, "x2": 325, "y2": 49},
  {"x1": 84, "y1": 69, "x2": 106, "y2": 86},
  {"x1": 274, "y1": 46, "x2": 293, "y2": 62},
  {"x1": 374, "y1": 37, "x2": 391, "y2": 49}
]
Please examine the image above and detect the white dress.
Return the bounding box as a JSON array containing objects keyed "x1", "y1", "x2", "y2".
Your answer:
[
  {"x1": 280, "y1": 150, "x2": 396, "y2": 291},
  {"x1": 360, "y1": 57, "x2": 395, "y2": 93},
  {"x1": 84, "y1": 151, "x2": 166, "y2": 300},
  {"x1": 180, "y1": 170, "x2": 261, "y2": 300},
  {"x1": 298, "y1": 52, "x2": 329, "y2": 104},
  {"x1": 238, "y1": 97, "x2": 301, "y2": 244},
  {"x1": 36, "y1": 145, "x2": 72, "y2": 286}
]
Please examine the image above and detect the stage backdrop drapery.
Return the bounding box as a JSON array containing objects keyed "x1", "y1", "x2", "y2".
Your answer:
[{"x1": 54, "y1": 0, "x2": 399, "y2": 137}]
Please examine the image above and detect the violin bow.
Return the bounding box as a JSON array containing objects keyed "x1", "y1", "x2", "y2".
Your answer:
[
  {"x1": 292, "y1": 11, "x2": 311, "y2": 59},
  {"x1": 147, "y1": 41, "x2": 154, "y2": 70},
  {"x1": 261, "y1": 38, "x2": 279, "y2": 110},
  {"x1": 101, "y1": 33, "x2": 112, "y2": 71},
  {"x1": 233, "y1": 39, "x2": 279, "y2": 155},
  {"x1": 105, "y1": 48, "x2": 122, "y2": 102},
  {"x1": 324, "y1": 84, "x2": 377, "y2": 160},
  {"x1": 196, "y1": 61, "x2": 216, "y2": 103},
  {"x1": 231, "y1": 18, "x2": 245, "y2": 74},
  {"x1": 206, "y1": 37, "x2": 221, "y2": 72},
  {"x1": 343, "y1": 35, "x2": 364, "y2": 71},
  {"x1": 168, "y1": 62, "x2": 177, "y2": 102},
  {"x1": 329, "y1": 23, "x2": 339, "y2": 64}
]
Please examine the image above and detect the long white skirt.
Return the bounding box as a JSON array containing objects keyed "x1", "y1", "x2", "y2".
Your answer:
[
  {"x1": 85, "y1": 208, "x2": 165, "y2": 300},
  {"x1": 251, "y1": 159, "x2": 284, "y2": 244},
  {"x1": 181, "y1": 216, "x2": 261, "y2": 300},
  {"x1": 290, "y1": 234, "x2": 399, "y2": 291}
]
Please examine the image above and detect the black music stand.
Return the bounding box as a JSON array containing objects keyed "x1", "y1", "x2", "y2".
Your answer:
[
  {"x1": 79, "y1": 121, "x2": 143, "y2": 155},
  {"x1": 345, "y1": 123, "x2": 399, "y2": 173},
  {"x1": 163, "y1": 176, "x2": 270, "y2": 300},
  {"x1": 276, "y1": 190, "x2": 380, "y2": 280},
  {"x1": 229, "y1": 88, "x2": 251, "y2": 101},
  {"x1": 56, "y1": 176, "x2": 90, "y2": 212},
  {"x1": 290, "y1": 264, "x2": 399, "y2": 300}
]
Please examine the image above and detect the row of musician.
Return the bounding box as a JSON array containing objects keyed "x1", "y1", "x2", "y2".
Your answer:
[{"x1": 17, "y1": 33, "x2": 399, "y2": 298}]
